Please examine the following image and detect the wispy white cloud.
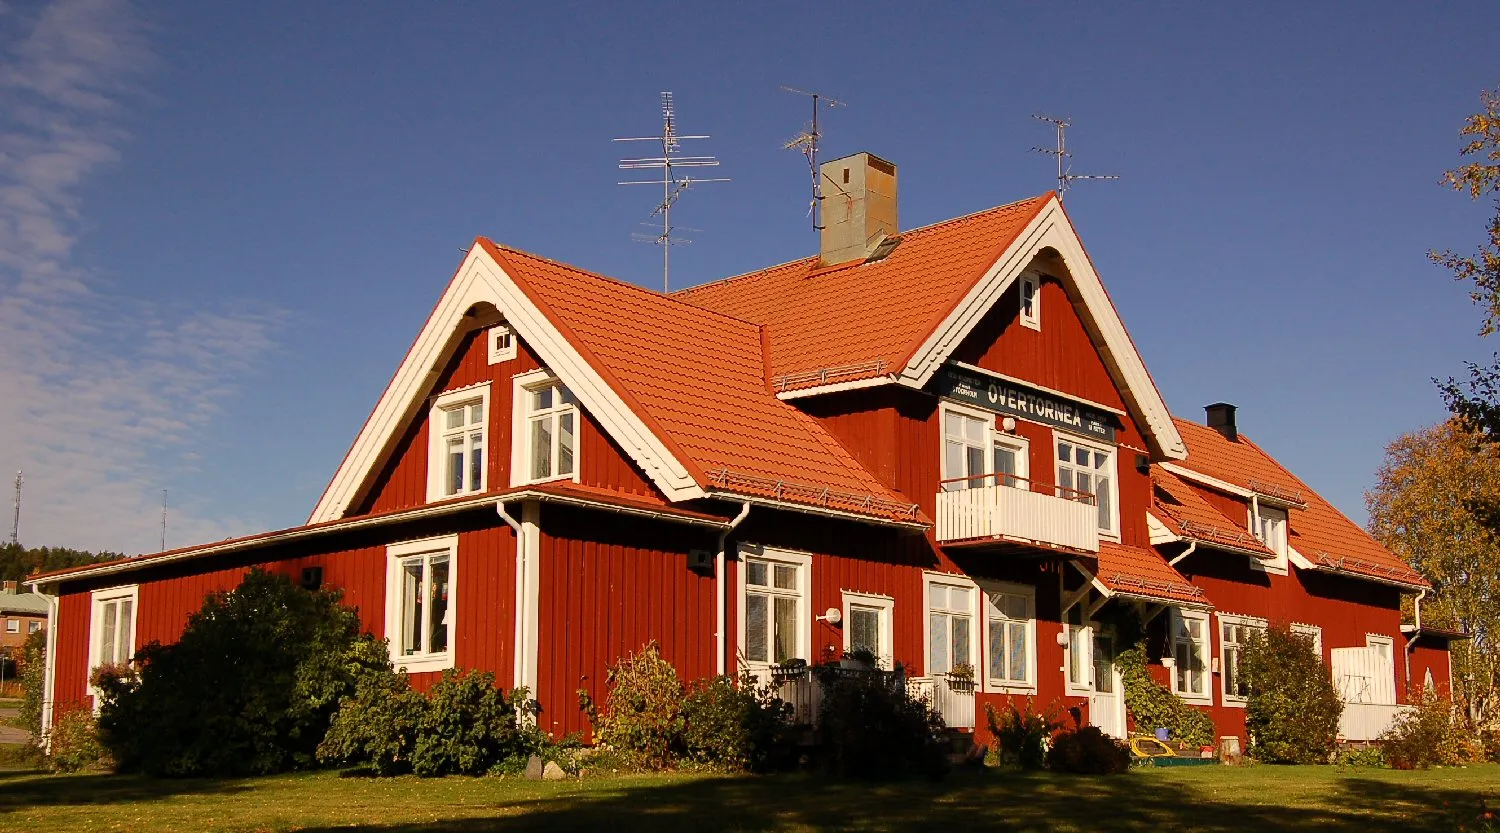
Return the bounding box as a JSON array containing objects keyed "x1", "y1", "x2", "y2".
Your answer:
[{"x1": 0, "y1": 0, "x2": 283, "y2": 554}]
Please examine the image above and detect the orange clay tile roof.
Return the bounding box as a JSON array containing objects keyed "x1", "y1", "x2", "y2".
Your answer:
[
  {"x1": 1094, "y1": 542, "x2": 1209, "y2": 606},
  {"x1": 479, "y1": 240, "x2": 923, "y2": 523},
  {"x1": 1170, "y1": 418, "x2": 1426, "y2": 588},
  {"x1": 674, "y1": 195, "x2": 1053, "y2": 390},
  {"x1": 1151, "y1": 467, "x2": 1274, "y2": 557}
]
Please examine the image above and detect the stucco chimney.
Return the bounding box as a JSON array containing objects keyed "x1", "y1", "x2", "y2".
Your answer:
[
  {"x1": 819, "y1": 152, "x2": 898, "y2": 266},
  {"x1": 1205, "y1": 403, "x2": 1238, "y2": 442}
]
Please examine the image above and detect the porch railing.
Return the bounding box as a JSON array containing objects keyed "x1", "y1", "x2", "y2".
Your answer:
[
  {"x1": 912, "y1": 672, "x2": 976, "y2": 730},
  {"x1": 935, "y1": 473, "x2": 1100, "y2": 552}
]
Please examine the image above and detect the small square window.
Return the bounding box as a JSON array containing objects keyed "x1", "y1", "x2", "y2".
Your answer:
[
  {"x1": 487, "y1": 325, "x2": 517, "y2": 365},
  {"x1": 1019, "y1": 276, "x2": 1040, "y2": 330}
]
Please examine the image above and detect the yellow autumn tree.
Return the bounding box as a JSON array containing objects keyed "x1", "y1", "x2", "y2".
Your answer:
[{"x1": 1367, "y1": 419, "x2": 1500, "y2": 730}]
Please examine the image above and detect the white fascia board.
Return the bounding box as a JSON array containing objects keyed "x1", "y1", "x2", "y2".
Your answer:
[
  {"x1": 1159, "y1": 462, "x2": 1253, "y2": 499},
  {"x1": 1287, "y1": 545, "x2": 1315, "y2": 570},
  {"x1": 310, "y1": 246, "x2": 703, "y2": 523},
  {"x1": 1147, "y1": 513, "x2": 1180, "y2": 546},
  {"x1": 897, "y1": 198, "x2": 1186, "y2": 461}
]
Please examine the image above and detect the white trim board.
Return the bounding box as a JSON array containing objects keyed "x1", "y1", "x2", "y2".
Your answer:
[
  {"x1": 310, "y1": 243, "x2": 704, "y2": 523},
  {"x1": 896, "y1": 197, "x2": 1185, "y2": 462}
]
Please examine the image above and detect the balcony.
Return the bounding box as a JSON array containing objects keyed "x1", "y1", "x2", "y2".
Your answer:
[{"x1": 936, "y1": 474, "x2": 1100, "y2": 554}]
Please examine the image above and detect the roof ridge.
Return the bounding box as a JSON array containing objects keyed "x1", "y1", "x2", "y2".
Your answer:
[
  {"x1": 483, "y1": 239, "x2": 765, "y2": 331},
  {"x1": 673, "y1": 193, "x2": 1053, "y2": 299}
]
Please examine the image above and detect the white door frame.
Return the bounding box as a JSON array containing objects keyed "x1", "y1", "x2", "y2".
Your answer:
[{"x1": 1087, "y1": 626, "x2": 1126, "y2": 738}]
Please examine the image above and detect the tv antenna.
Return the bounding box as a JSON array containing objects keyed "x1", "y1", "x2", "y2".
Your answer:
[
  {"x1": 1031, "y1": 115, "x2": 1118, "y2": 201},
  {"x1": 160, "y1": 489, "x2": 168, "y2": 552},
  {"x1": 615, "y1": 92, "x2": 729, "y2": 292},
  {"x1": 781, "y1": 86, "x2": 845, "y2": 231},
  {"x1": 9, "y1": 471, "x2": 20, "y2": 547}
]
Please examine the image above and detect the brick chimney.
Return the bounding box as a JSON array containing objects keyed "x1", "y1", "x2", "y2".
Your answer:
[
  {"x1": 819, "y1": 152, "x2": 898, "y2": 266},
  {"x1": 1205, "y1": 403, "x2": 1238, "y2": 441},
  {"x1": 1, "y1": 580, "x2": 17, "y2": 594}
]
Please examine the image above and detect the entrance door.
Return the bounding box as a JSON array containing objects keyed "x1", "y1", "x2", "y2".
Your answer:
[{"x1": 1089, "y1": 632, "x2": 1125, "y2": 738}]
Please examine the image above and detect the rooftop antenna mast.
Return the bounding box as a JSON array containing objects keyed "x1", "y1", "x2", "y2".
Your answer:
[
  {"x1": 9, "y1": 471, "x2": 20, "y2": 547},
  {"x1": 781, "y1": 86, "x2": 845, "y2": 231},
  {"x1": 1031, "y1": 115, "x2": 1118, "y2": 201},
  {"x1": 160, "y1": 489, "x2": 167, "y2": 553},
  {"x1": 616, "y1": 92, "x2": 729, "y2": 292}
]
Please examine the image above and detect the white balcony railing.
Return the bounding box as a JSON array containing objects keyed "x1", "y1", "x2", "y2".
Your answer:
[
  {"x1": 914, "y1": 673, "x2": 976, "y2": 730},
  {"x1": 935, "y1": 474, "x2": 1100, "y2": 553}
]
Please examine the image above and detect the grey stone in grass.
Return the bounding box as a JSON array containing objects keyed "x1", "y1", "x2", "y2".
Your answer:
[{"x1": 523, "y1": 755, "x2": 544, "y2": 780}]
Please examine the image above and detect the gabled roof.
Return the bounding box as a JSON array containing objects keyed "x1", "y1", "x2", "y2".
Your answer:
[
  {"x1": 1152, "y1": 467, "x2": 1275, "y2": 558},
  {"x1": 676, "y1": 194, "x2": 1186, "y2": 461},
  {"x1": 1168, "y1": 418, "x2": 1426, "y2": 589},
  {"x1": 1094, "y1": 542, "x2": 1210, "y2": 607}
]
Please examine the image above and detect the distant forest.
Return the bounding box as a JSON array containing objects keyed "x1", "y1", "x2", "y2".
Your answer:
[{"x1": 0, "y1": 543, "x2": 120, "y2": 585}]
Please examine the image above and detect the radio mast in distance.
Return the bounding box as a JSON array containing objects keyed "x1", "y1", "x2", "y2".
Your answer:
[
  {"x1": 781, "y1": 86, "x2": 845, "y2": 231},
  {"x1": 615, "y1": 92, "x2": 729, "y2": 292},
  {"x1": 1031, "y1": 115, "x2": 1119, "y2": 201},
  {"x1": 9, "y1": 471, "x2": 19, "y2": 547}
]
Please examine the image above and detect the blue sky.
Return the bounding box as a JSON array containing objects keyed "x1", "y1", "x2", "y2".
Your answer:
[{"x1": 1, "y1": 0, "x2": 1497, "y2": 554}]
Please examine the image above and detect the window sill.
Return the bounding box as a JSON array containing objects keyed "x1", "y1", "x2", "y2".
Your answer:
[
  {"x1": 1221, "y1": 697, "x2": 1247, "y2": 709},
  {"x1": 513, "y1": 473, "x2": 577, "y2": 489},
  {"x1": 989, "y1": 682, "x2": 1037, "y2": 696},
  {"x1": 394, "y1": 653, "x2": 454, "y2": 675},
  {"x1": 1172, "y1": 692, "x2": 1213, "y2": 706}
]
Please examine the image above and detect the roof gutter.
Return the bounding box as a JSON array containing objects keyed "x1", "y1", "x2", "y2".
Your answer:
[
  {"x1": 716, "y1": 503, "x2": 752, "y2": 676},
  {"x1": 1404, "y1": 587, "x2": 1428, "y2": 695}
]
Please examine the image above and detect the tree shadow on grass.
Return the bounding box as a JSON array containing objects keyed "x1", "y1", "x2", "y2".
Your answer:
[
  {"x1": 286, "y1": 768, "x2": 1497, "y2": 833},
  {"x1": 0, "y1": 770, "x2": 255, "y2": 814}
]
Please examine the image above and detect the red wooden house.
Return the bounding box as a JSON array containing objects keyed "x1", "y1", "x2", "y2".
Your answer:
[{"x1": 27, "y1": 152, "x2": 1453, "y2": 749}]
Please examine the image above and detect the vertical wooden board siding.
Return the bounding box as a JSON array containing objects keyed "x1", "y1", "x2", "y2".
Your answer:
[
  {"x1": 1192, "y1": 483, "x2": 1250, "y2": 529},
  {"x1": 360, "y1": 333, "x2": 666, "y2": 517},
  {"x1": 1410, "y1": 641, "x2": 1454, "y2": 698},
  {"x1": 533, "y1": 506, "x2": 718, "y2": 740},
  {"x1": 51, "y1": 591, "x2": 91, "y2": 716}
]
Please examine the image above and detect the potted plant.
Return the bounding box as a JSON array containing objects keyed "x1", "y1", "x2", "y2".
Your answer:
[{"x1": 947, "y1": 662, "x2": 977, "y2": 692}]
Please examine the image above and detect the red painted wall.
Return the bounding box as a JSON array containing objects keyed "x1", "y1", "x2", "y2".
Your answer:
[{"x1": 1408, "y1": 639, "x2": 1455, "y2": 700}]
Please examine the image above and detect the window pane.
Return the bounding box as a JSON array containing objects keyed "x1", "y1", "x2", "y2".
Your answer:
[
  {"x1": 953, "y1": 615, "x2": 971, "y2": 668},
  {"x1": 557, "y1": 412, "x2": 575, "y2": 476},
  {"x1": 447, "y1": 437, "x2": 464, "y2": 496},
  {"x1": 100, "y1": 601, "x2": 117, "y2": 665},
  {"x1": 1096, "y1": 474, "x2": 1112, "y2": 530},
  {"x1": 948, "y1": 586, "x2": 970, "y2": 612},
  {"x1": 468, "y1": 434, "x2": 484, "y2": 492},
  {"x1": 966, "y1": 445, "x2": 985, "y2": 482},
  {"x1": 445, "y1": 408, "x2": 464, "y2": 430},
  {"x1": 928, "y1": 583, "x2": 946, "y2": 610},
  {"x1": 773, "y1": 596, "x2": 797, "y2": 663},
  {"x1": 1092, "y1": 635, "x2": 1113, "y2": 693},
  {"x1": 1058, "y1": 441, "x2": 1071, "y2": 462},
  {"x1": 1069, "y1": 625, "x2": 1087, "y2": 685},
  {"x1": 530, "y1": 417, "x2": 552, "y2": 479},
  {"x1": 1075, "y1": 446, "x2": 1090, "y2": 466},
  {"x1": 403, "y1": 560, "x2": 424, "y2": 655},
  {"x1": 993, "y1": 446, "x2": 1017, "y2": 482},
  {"x1": 746, "y1": 560, "x2": 768, "y2": 587},
  {"x1": 428, "y1": 556, "x2": 450, "y2": 654},
  {"x1": 118, "y1": 599, "x2": 133, "y2": 663},
  {"x1": 850, "y1": 607, "x2": 880, "y2": 655},
  {"x1": 773, "y1": 564, "x2": 796, "y2": 590},
  {"x1": 930, "y1": 613, "x2": 949, "y2": 674},
  {"x1": 988, "y1": 619, "x2": 1006, "y2": 681},
  {"x1": 559, "y1": 385, "x2": 576, "y2": 405},
  {"x1": 964, "y1": 415, "x2": 984, "y2": 443},
  {"x1": 944, "y1": 441, "x2": 966, "y2": 489},
  {"x1": 746, "y1": 594, "x2": 767, "y2": 662},
  {"x1": 944, "y1": 411, "x2": 963, "y2": 439},
  {"x1": 469, "y1": 402, "x2": 484, "y2": 425},
  {"x1": 532, "y1": 387, "x2": 553, "y2": 411},
  {"x1": 1009, "y1": 622, "x2": 1028, "y2": 683}
]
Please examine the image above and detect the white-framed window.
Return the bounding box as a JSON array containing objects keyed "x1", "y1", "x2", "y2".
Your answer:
[
  {"x1": 984, "y1": 583, "x2": 1035, "y2": 692},
  {"x1": 4, "y1": 619, "x2": 15, "y2": 634},
  {"x1": 1056, "y1": 433, "x2": 1118, "y2": 536},
  {"x1": 511, "y1": 370, "x2": 578, "y2": 486},
  {"x1": 1019, "y1": 274, "x2": 1040, "y2": 330},
  {"x1": 841, "y1": 591, "x2": 894, "y2": 668},
  {"x1": 27, "y1": 620, "x2": 39, "y2": 634},
  {"x1": 1170, "y1": 608, "x2": 1211, "y2": 704},
  {"x1": 1063, "y1": 603, "x2": 1092, "y2": 694},
  {"x1": 738, "y1": 545, "x2": 810, "y2": 666},
  {"x1": 925, "y1": 573, "x2": 978, "y2": 677},
  {"x1": 992, "y1": 432, "x2": 1030, "y2": 489},
  {"x1": 1291, "y1": 623, "x2": 1323, "y2": 657},
  {"x1": 487, "y1": 325, "x2": 517, "y2": 365},
  {"x1": 88, "y1": 585, "x2": 139, "y2": 694},
  {"x1": 426, "y1": 384, "x2": 489, "y2": 502},
  {"x1": 1218, "y1": 613, "x2": 1267, "y2": 706},
  {"x1": 941, "y1": 403, "x2": 993, "y2": 491},
  {"x1": 1367, "y1": 634, "x2": 1395, "y2": 675},
  {"x1": 1251, "y1": 503, "x2": 1289, "y2": 573},
  {"x1": 385, "y1": 535, "x2": 457, "y2": 674}
]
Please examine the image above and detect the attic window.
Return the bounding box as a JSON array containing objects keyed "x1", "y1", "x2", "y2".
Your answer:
[
  {"x1": 487, "y1": 325, "x2": 516, "y2": 365},
  {"x1": 426, "y1": 384, "x2": 490, "y2": 502},
  {"x1": 1019, "y1": 276, "x2": 1040, "y2": 330}
]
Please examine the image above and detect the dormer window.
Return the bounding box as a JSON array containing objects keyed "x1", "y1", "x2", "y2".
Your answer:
[
  {"x1": 1019, "y1": 275, "x2": 1040, "y2": 330},
  {"x1": 427, "y1": 384, "x2": 489, "y2": 501},
  {"x1": 1252, "y1": 504, "x2": 1288, "y2": 571},
  {"x1": 512, "y1": 370, "x2": 579, "y2": 485}
]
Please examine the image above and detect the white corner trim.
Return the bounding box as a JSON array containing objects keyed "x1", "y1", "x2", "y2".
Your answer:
[
  {"x1": 385, "y1": 534, "x2": 459, "y2": 675},
  {"x1": 310, "y1": 245, "x2": 704, "y2": 523},
  {"x1": 896, "y1": 198, "x2": 1186, "y2": 461},
  {"x1": 1159, "y1": 462, "x2": 1253, "y2": 499}
]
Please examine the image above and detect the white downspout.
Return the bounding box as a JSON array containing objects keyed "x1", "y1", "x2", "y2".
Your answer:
[
  {"x1": 1404, "y1": 587, "x2": 1427, "y2": 696},
  {"x1": 39, "y1": 584, "x2": 58, "y2": 751},
  {"x1": 496, "y1": 502, "x2": 526, "y2": 693},
  {"x1": 1168, "y1": 540, "x2": 1198, "y2": 568},
  {"x1": 716, "y1": 503, "x2": 752, "y2": 677}
]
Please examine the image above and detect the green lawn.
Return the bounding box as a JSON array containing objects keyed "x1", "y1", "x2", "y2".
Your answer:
[{"x1": 0, "y1": 752, "x2": 1495, "y2": 832}]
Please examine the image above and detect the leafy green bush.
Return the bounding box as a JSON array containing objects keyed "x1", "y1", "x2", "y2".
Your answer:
[
  {"x1": 413, "y1": 670, "x2": 539, "y2": 777},
  {"x1": 1241, "y1": 624, "x2": 1342, "y2": 764},
  {"x1": 317, "y1": 668, "x2": 427, "y2": 775},
  {"x1": 813, "y1": 664, "x2": 948, "y2": 780},
  {"x1": 1115, "y1": 645, "x2": 1214, "y2": 748},
  {"x1": 680, "y1": 673, "x2": 792, "y2": 772},
  {"x1": 1045, "y1": 725, "x2": 1130, "y2": 774},
  {"x1": 582, "y1": 643, "x2": 685, "y2": 770},
  {"x1": 1333, "y1": 745, "x2": 1387, "y2": 767},
  {"x1": 1379, "y1": 693, "x2": 1476, "y2": 770},
  {"x1": 48, "y1": 708, "x2": 110, "y2": 773},
  {"x1": 18, "y1": 626, "x2": 46, "y2": 744},
  {"x1": 984, "y1": 698, "x2": 1060, "y2": 770},
  {"x1": 96, "y1": 568, "x2": 389, "y2": 776}
]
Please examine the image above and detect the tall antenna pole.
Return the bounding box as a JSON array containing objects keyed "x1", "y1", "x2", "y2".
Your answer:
[
  {"x1": 1031, "y1": 115, "x2": 1119, "y2": 201},
  {"x1": 160, "y1": 489, "x2": 167, "y2": 553},
  {"x1": 9, "y1": 471, "x2": 20, "y2": 547},
  {"x1": 616, "y1": 92, "x2": 729, "y2": 292},
  {"x1": 781, "y1": 86, "x2": 845, "y2": 231}
]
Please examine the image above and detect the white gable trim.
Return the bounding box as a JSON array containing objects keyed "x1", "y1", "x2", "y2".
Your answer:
[
  {"x1": 1159, "y1": 462, "x2": 1254, "y2": 499},
  {"x1": 310, "y1": 245, "x2": 704, "y2": 523},
  {"x1": 896, "y1": 198, "x2": 1186, "y2": 461}
]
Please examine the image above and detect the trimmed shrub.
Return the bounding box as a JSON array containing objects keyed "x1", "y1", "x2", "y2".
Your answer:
[
  {"x1": 412, "y1": 670, "x2": 539, "y2": 777},
  {"x1": 813, "y1": 664, "x2": 948, "y2": 780},
  {"x1": 985, "y1": 698, "x2": 1060, "y2": 770},
  {"x1": 18, "y1": 627, "x2": 46, "y2": 744},
  {"x1": 48, "y1": 708, "x2": 110, "y2": 773},
  {"x1": 96, "y1": 568, "x2": 389, "y2": 776},
  {"x1": 1115, "y1": 645, "x2": 1214, "y2": 748},
  {"x1": 582, "y1": 643, "x2": 685, "y2": 770},
  {"x1": 1333, "y1": 745, "x2": 1387, "y2": 767},
  {"x1": 1046, "y1": 725, "x2": 1130, "y2": 774},
  {"x1": 317, "y1": 669, "x2": 428, "y2": 776},
  {"x1": 680, "y1": 673, "x2": 793, "y2": 772},
  {"x1": 1379, "y1": 693, "x2": 1476, "y2": 770},
  {"x1": 1241, "y1": 624, "x2": 1342, "y2": 764}
]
